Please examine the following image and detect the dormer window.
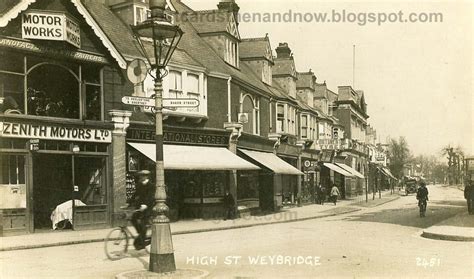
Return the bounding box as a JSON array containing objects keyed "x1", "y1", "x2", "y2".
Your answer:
[{"x1": 225, "y1": 37, "x2": 239, "y2": 68}]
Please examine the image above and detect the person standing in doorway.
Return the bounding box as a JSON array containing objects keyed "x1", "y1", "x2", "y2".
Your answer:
[
  {"x1": 223, "y1": 191, "x2": 235, "y2": 221},
  {"x1": 319, "y1": 184, "x2": 327, "y2": 205},
  {"x1": 330, "y1": 184, "x2": 340, "y2": 205}
]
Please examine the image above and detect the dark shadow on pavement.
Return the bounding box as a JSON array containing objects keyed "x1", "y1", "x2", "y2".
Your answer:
[{"x1": 336, "y1": 204, "x2": 466, "y2": 229}]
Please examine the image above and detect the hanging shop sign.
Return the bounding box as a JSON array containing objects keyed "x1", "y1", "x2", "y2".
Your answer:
[
  {"x1": 22, "y1": 11, "x2": 81, "y2": 48},
  {"x1": 0, "y1": 121, "x2": 112, "y2": 143}
]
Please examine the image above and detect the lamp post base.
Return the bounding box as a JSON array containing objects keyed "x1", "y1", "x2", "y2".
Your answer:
[{"x1": 149, "y1": 223, "x2": 176, "y2": 273}]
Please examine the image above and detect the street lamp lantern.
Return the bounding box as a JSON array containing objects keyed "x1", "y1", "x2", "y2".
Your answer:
[
  {"x1": 131, "y1": 0, "x2": 183, "y2": 274},
  {"x1": 132, "y1": 0, "x2": 183, "y2": 73}
]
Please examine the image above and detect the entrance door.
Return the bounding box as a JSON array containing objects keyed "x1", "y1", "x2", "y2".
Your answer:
[{"x1": 33, "y1": 154, "x2": 72, "y2": 230}]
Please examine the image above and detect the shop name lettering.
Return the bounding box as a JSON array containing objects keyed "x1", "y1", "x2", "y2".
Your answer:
[
  {"x1": 22, "y1": 12, "x2": 81, "y2": 48},
  {"x1": 0, "y1": 38, "x2": 106, "y2": 63},
  {"x1": 128, "y1": 129, "x2": 227, "y2": 145},
  {"x1": 1, "y1": 122, "x2": 111, "y2": 142}
]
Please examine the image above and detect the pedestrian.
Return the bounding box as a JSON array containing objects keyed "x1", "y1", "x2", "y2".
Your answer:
[
  {"x1": 464, "y1": 180, "x2": 474, "y2": 215},
  {"x1": 223, "y1": 191, "x2": 235, "y2": 220},
  {"x1": 416, "y1": 181, "x2": 429, "y2": 217},
  {"x1": 319, "y1": 184, "x2": 326, "y2": 205},
  {"x1": 330, "y1": 184, "x2": 340, "y2": 205}
]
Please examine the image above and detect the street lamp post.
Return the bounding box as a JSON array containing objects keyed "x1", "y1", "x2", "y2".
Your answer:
[{"x1": 132, "y1": 0, "x2": 183, "y2": 273}]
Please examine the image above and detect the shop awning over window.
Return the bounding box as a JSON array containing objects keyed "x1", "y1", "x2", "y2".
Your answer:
[
  {"x1": 381, "y1": 167, "x2": 397, "y2": 180},
  {"x1": 323, "y1": 163, "x2": 355, "y2": 177},
  {"x1": 238, "y1": 149, "x2": 304, "y2": 175},
  {"x1": 335, "y1": 163, "x2": 365, "y2": 179},
  {"x1": 128, "y1": 143, "x2": 260, "y2": 170}
]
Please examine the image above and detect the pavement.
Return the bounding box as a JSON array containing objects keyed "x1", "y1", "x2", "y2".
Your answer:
[
  {"x1": 422, "y1": 184, "x2": 474, "y2": 241},
  {"x1": 0, "y1": 191, "x2": 400, "y2": 252}
]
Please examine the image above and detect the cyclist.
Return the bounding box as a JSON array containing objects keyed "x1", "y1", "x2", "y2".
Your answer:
[
  {"x1": 128, "y1": 170, "x2": 156, "y2": 250},
  {"x1": 416, "y1": 181, "x2": 429, "y2": 217}
]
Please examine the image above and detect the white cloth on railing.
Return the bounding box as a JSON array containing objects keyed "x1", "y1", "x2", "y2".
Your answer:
[{"x1": 50, "y1": 200, "x2": 86, "y2": 230}]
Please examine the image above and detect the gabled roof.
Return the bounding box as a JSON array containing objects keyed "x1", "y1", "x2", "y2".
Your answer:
[
  {"x1": 183, "y1": 9, "x2": 240, "y2": 39},
  {"x1": 240, "y1": 36, "x2": 273, "y2": 62},
  {"x1": 0, "y1": 0, "x2": 34, "y2": 26},
  {"x1": 0, "y1": 0, "x2": 128, "y2": 68},
  {"x1": 172, "y1": 0, "x2": 272, "y2": 96}
]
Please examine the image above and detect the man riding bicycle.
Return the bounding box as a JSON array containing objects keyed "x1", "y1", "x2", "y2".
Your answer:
[
  {"x1": 416, "y1": 181, "x2": 429, "y2": 217},
  {"x1": 128, "y1": 170, "x2": 156, "y2": 250}
]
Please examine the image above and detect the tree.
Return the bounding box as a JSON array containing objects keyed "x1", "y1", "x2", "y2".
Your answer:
[
  {"x1": 387, "y1": 136, "x2": 411, "y2": 179},
  {"x1": 441, "y1": 146, "x2": 465, "y2": 185}
]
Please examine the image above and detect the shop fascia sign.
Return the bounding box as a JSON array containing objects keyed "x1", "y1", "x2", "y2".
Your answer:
[
  {"x1": 22, "y1": 10, "x2": 81, "y2": 48},
  {"x1": 0, "y1": 121, "x2": 111, "y2": 143}
]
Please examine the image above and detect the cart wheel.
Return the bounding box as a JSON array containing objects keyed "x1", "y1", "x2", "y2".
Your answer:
[{"x1": 104, "y1": 228, "x2": 128, "y2": 260}]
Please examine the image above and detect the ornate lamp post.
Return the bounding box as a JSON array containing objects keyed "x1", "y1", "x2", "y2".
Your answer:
[{"x1": 132, "y1": 0, "x2": 183, "y2": 273}]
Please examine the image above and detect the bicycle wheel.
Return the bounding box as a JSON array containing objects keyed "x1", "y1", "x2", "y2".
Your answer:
[{"x1": 104, "y1": 228, "x2": 129, "y2": 260}]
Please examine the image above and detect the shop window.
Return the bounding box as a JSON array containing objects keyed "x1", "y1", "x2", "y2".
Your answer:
[
  {"x1": 74, "y1": 157, "x2": 107, "y2": 205},
  {"x1": 0, "y1": 154, "x2": 26, "y2": 209},
  {"x1": 238, "y1": 171, "x2": 259, "y2": 200},
  {"x1": 27, "y1": 64, "x2": 80, "y2": 119}
]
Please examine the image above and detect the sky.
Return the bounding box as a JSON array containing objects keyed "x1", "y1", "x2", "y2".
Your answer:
[{"x1": 183, "y1": 0, "x2": 473, "y2": 157}]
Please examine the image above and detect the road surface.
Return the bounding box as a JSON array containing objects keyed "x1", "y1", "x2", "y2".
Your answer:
[{"x1": 1, "y1": 185, "x2": 472, "y2": 278}]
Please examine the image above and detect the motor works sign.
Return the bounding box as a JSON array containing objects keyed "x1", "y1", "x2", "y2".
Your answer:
[
  {"x1": 0, "y1": 121, "x2": 111, "y2": 143},
  {"x1": 22, "y1": 11, "x2": 81, "y2": 48}
]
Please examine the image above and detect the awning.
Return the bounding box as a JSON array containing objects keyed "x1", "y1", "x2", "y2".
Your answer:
[
  {"x1": 335, "y1": 163, "x2": 365, "y2": 179},
  {"x1": 128, "y1": 143, "x2": 260, "y2": 170},
  {"x1": 239, "y1": 149, "x2": 303, "y2": 175},
  {"x1": 382, "y1": 167, "x2": 398, "y2": 180},
  {"x1": 323, "y1": 163, "x2": 355, "y2": 177}
]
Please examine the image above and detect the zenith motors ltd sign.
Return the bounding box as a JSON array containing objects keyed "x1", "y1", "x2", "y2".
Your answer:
[
  {"x1": 22, "y1": 11, "x2": 81, "y2": 48},
  {"x1": 0, "y1": 121, "x2": 111, "y2": 143}
]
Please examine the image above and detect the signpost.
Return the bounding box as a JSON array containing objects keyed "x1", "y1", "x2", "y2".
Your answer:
[{"x1": 122, "y1": 96, "x2": 199, "y2": 110}]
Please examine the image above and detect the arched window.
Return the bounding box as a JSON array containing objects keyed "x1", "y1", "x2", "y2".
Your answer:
[
  {"x1": 27, "y1": 64, "x2": 80, "y2": 119},
  {"x1": 241, "y1": 95, "x2": 254, "y2": 134}
]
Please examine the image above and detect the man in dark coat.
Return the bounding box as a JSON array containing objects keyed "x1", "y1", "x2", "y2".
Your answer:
[
  {"x1": 129, "y1": 170, "x2": 156, "y2": 250},
  {"x1": 223, "y1": 191, "x2": 235, "y2": 220},
  {"x1": 416, "y1": 181, "x2": 429, "y2": 217},
  {"x1": 464, "y1": 180, "x2": 474, "y2": 215}
]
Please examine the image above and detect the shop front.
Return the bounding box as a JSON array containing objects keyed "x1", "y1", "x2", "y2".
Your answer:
[
  {"x1": 321, "y1": 162, "x2": 354, "y2": 199},
  {"x1": 125, "y1": 126, "x2": 260, "y2": 220},
  {"x1": 301, "y1": 156, "x2": 319, "y2": 204},
  {"x1": 0, "y1": 118, "x2": 112, "y2": 236},
  {"x1": 238, "y1": 149, "x2": 303, "y2": 212}
]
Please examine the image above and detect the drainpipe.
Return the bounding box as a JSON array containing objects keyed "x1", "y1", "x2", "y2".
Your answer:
[{"x1": 227, "y1": 77, "x2": 232, "y2": 122}]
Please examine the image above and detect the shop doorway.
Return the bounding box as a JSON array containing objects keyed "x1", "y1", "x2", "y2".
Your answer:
[
  {"x1": 32, "y1": 154, "x2": 108, "y2": 231},
  {"x1": 33, "y1": 154, "x2": 73, "y2": 230}
]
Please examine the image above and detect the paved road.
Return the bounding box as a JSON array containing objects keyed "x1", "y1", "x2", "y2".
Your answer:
[{"x1": 1, "y1": 185, "x2": 472, "y2": 278}]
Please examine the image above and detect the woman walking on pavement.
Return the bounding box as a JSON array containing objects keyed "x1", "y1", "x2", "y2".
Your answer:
[{"x1": 330, "y1": 184, "x2": 340, "y2": 205}]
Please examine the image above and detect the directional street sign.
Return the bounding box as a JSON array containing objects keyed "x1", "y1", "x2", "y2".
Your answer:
[
  {"x1": 122, "y1": 96, "x2": 154, "y2": 107},
  {"x1": 122, "y1": 96, "x2": 199, "y2": 108},
  {"x1": 163, "y1": 98, "x2": 199, "y2": 108}
]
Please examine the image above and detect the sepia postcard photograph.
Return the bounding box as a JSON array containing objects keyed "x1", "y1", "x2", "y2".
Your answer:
[{"x1": 0, "y1": 0, "x2": 472, "y2": 278}]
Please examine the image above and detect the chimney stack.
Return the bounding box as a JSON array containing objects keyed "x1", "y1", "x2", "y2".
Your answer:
[
  {"x1": 217, "y1": 0, "x2": 240, "y2": 26},
  {"x1": 275, "y1": 43, "x2": 291, "y2": 59}
]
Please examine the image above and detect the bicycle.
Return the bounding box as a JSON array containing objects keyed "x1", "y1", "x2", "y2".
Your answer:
[{"x1": 104, "y1": 207, "x2": 152, "y2": 260}]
